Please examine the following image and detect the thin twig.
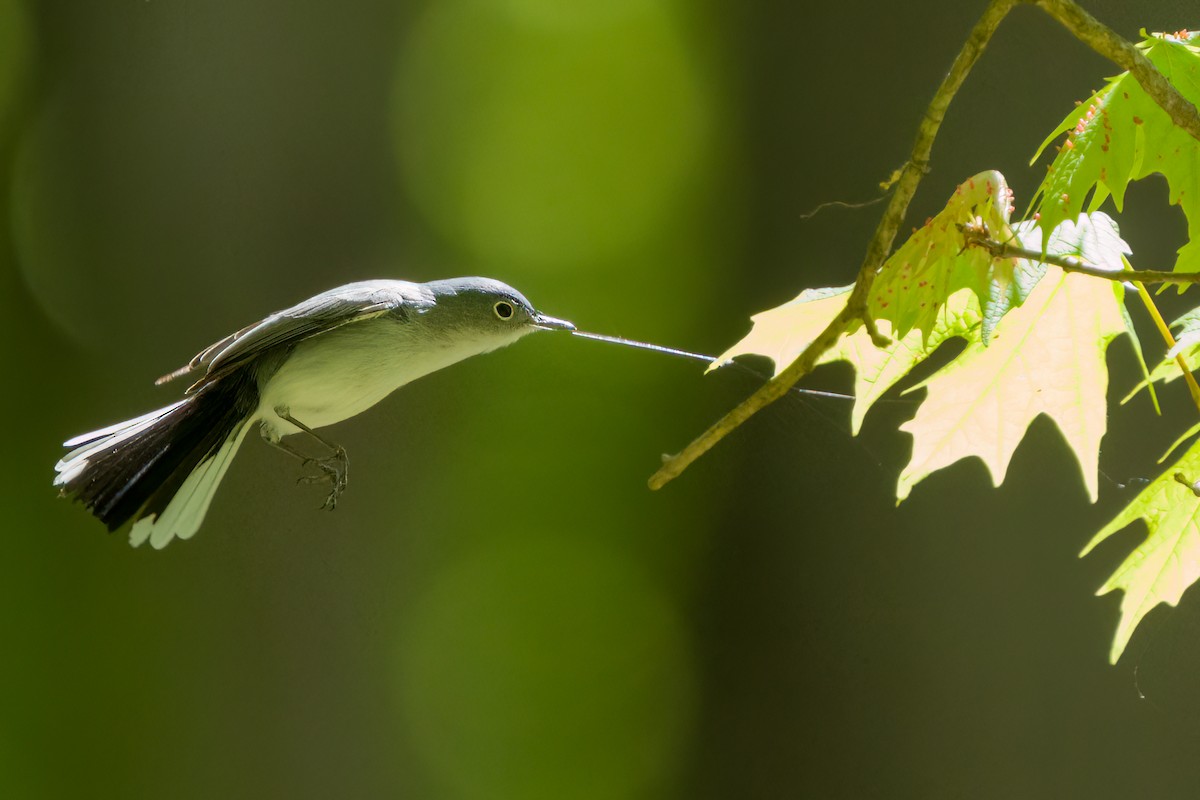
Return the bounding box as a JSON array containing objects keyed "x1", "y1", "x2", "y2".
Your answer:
[
  {"x1": 960, "y1": 227, "x2": 1200, "y2": 284},
  {"x1": 648, "y1": 0, "x2": 1019, "y2": 490},
  {"x1": 799, "y1": 194, "x2": 888, "y2": 221},
  {"x1": 1031, "y1": 0, "x2": 1200, "y2": 143}
]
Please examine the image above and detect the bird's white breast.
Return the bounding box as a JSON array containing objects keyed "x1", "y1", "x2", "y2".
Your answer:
[{"x1": 256, "y1": 319, "x2": 526, "y2": 437}]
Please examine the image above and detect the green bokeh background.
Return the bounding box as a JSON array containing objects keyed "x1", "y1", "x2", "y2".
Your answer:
[{"x1": 4, "y1": 1, "x2": 1200, "y2": 797}]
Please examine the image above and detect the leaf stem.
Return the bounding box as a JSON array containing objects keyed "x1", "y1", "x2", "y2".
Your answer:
[{"x1": 1132, "y1": 281, "x2": 1200, "y2": 416}]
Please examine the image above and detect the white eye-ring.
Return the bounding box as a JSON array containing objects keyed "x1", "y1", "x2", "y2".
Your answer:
[{"x1": 493, "y1": 301, "x2": 515, "y2": 320}]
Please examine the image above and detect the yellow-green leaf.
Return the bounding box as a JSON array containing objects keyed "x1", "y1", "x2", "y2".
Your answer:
[
  {"x1": 869, "y1": 170, "x2": 1023, "y2": 342},
  {"x1": 1083, "y1": 436, "x2": 1200, "y2": 662},
  {"x1": 1031, "y1": 30, "x2": 1200, "y2": 274},
  {"x1": 896, "y1": 271, "x2": 1126, "y2": 502},
  {"x1": 713, "y1": 286, "x2": 980, "y2": 434},
  {"x1": 710, "y1": 284, "x2": 852, "y2": 378},
  {"x1": 1122, "y1": 305, "x2": 1200, "y2": 403}
]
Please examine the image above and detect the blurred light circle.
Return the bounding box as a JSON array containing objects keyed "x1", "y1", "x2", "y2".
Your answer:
[
  {"x1": 393, "y1": 1, "x2": 708, "y2": 271},
  {"x1": 10, "y1": 96, "x2": 113, "y2": 345},
  {"x1": 496, "y1": 0, "x2": 661, "y2": 31},
  {"x1": 396, "y1": 534, "x2": 694, "y2": 799}
]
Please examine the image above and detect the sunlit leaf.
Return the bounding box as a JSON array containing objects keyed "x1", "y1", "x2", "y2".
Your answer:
[
  {"x1": 896, "y1": 271, "x2": 1127, "y2": 503},
  {"x1": 710, "y1": 284, "x2": 852, "y2": 379},
  {"x1": 1160, "y1": 418, "x2": 1200, "y2": 464},
  {"x1": 1031, "y1": 30, "x2": 1200, "y2": 274},
  {"x1": 868, "y1": 170, "x2": 1019, "y2": 342},
  {"x1": 1122, "y1": 305, "x2": 1200, "y2": 402},
  {"x1": 713, "y1": 286, "x2": 981, "y2": 434},
  {"x1": 1083, "y1": 436, "x2": 1200, "y2": 662},
  {"x1": 1016, "y1": 211, "x2": 1131, "y2": 272}
]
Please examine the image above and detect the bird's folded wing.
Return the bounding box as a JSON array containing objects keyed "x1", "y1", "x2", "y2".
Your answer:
[{"x1": 156, "y1": 281, "x2": 433, "y2": 391}]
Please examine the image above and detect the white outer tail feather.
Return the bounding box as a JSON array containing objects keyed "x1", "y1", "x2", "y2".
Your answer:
[
  {"x1": 129, "y1": 422, "x2": 252, "y2": 549},
  {"x1": 54, "y1": 402, "x2": 188, "y2": 486}
]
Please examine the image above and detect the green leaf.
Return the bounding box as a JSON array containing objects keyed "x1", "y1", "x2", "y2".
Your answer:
[
  {"x1": 1122, "y1": 304, "x2": 1200, "y2": 402},
  {"x1": 833, "y1": 292, "x2": 981, "y2": 434},
  {"x1": 1166, "y1": 306, "x2": 1200, "y2": 359},
  {"x1": 1160, "y1": 418, "x2": 1200, "y2": 464},
  {"x1": 1031, "y1": 30, "x2": 1200, "y2": 274},
  {"x1": 868, "y1": 170, "x2": 1020, "y2": 342},
  {"x1": 1016, "y1": 210, "x2": 1131, "y2": 272},
  {"x1": 896, "y1": 269, "x2": 1127, "y2": 503},
  {"x1": 713, "y1": 286, "x2": 981, "y2": 434},
  {"x1": 1083, "y1": 436, "x2": 1200, "y2": 662},
  {"x1": 717, "y1": 211, "x2": 1133, "y2": 441}
]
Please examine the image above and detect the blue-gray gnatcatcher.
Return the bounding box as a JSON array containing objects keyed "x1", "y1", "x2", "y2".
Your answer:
[{"x1": 54, "y1": 277, "x2": 574, "y2": 549}]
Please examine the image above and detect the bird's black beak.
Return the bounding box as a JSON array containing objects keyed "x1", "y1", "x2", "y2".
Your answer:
[{"x1": 531, "y1": 312, "x2": 575, "y2": 331}]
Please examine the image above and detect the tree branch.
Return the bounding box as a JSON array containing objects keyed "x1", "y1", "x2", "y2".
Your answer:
[
  {"x1": 1031, "y1": 0, "x2": 1200, "y2": 143},
  {"x1": 648, "y1": 0, "x2": 1019, "y2": 490},
  {"x1": 648, "y1": 1, "x2": 1200, "y2": 490}
]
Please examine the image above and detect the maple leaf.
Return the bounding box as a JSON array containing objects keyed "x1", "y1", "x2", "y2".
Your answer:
[
  {"x1": 868, "y1": 170, "x2": 1020, "y2": 342},
  {"x1": 1031, "y1": 30, "x2": 1200, "y2": 274},
  {"x1": 896, "y1": 270, "x2": 1127, "y2": 503},
  {"x1": 711, "y1": 284, "x2": 852, "y2": 378},
  {"x1": 717, "y1": 212, "x2": 1132, "y2": 440},
  {"x1": 994, "y1": 211, "x2": 1130, "y2": 341},
  {"x1": 1083, "y1": 437, "x2": 1200, "y2": 663},
  {"x1": 1015, "y1": 211, "x2": 1131, "y2": 272},
  {"x1": 713, "y1": 286, "x2": 980, "y2": 434}
]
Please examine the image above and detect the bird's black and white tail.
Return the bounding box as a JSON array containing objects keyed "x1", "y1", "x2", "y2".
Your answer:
[{"x1": 54, "y1": 373, "x2": 259, "y2": 548}]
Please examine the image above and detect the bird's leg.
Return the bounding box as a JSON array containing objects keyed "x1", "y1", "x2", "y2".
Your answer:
[{"x1": 264, "y1": 411, "x2": 349, "y2": 510}]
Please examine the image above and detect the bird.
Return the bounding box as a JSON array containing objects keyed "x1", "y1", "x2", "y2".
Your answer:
[{"x1": 54, "y1": 277, "x2": 574, "y2": 549}]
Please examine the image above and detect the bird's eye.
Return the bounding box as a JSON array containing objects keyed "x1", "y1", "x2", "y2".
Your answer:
[{"x1": 493, "y1": 301, "x2": 515, "y2": 320}]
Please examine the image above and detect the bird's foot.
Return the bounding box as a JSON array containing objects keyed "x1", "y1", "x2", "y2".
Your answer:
[{"x1": 297, "y1": 446, "x2": 348, "y2": 510}]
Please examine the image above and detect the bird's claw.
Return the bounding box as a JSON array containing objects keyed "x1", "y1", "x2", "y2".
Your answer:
[{"x1": 297, "y1": 447, "x2": 348, "y2": 510}]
